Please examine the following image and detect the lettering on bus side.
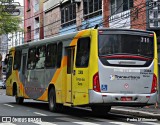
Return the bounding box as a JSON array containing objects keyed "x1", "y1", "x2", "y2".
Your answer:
[
  {"x1": 76, "y1": 77, "x2": 85, "y2": 86},
  {"x1": 140, "y1": 69, "x2": 153, "y2": 78}
]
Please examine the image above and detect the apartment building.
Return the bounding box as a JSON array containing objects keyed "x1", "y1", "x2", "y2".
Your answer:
[
  {"x1": 43, "y1": 0, "x2": 102, "y2": 38},
  {"x1": 24, "y1": 0, "x2": 44, "y2": 42}
]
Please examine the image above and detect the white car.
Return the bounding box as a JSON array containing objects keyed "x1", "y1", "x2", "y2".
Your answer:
[{"x1": 0, "y1": 80, "x2": 6, "y2": 89}]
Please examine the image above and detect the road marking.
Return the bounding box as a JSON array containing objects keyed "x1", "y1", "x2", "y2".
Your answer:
[
  {"x1": 0, "y1": 123, "x2": 16, "y2": 125},
  {"x1": 110, "y1": 122, "x2": 136, "y2": 125},
  {"x1": 73, "y1": 122, "x2": 100, "y2": 125},
  {"x1": 34, "y1": 122, "x2": 57, "y2": 125},
  {"x1": 91, "y1": 118, "x2": 108, "y2": 122},
  {"x1": 142, "y1": 122, "x2": 160, "y2": 125},
  {"x1": 33, "y1": 112, "x2": 47, "y2": 116},
  {"x1": 56, "y1": 117, "x2": 100, "y2": 125},
  {"x1": 4, "y1": 104, "x2": 14, "y2": 107}
]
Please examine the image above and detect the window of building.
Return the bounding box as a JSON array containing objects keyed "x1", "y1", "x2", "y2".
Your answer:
[
  {"x1": 150, "y1": 10, "x2": 153, "y2": 15},
  {"x1": 83, "y1": 0, "x2": 102, "y2": 19},
  {"x1": 57, "y1": 42, "x2": 63, "y2": 68},
  {"x1": 154, "y1": 20, "x2": 158, "y2": 26},
  {"x1": 111, "y1": 0, "x2": 116, "y2": 15},
  {"x1": 27, "y1": 0, "x2": 31, "y2": 11},
  {"x1": 34, "y1": 0, "x2": 39, "y2": 12},
  {"x1": 150, "y1": 19, "x2": 154, "y2": 23},
  {"x1": 35, "y1": 45, "x2": 46, "y2": 69},
  {"x1": 76, "y1": 37, "x2": 90, "y2": 68},
  {"x1": 123, "y1": 0, "x2": 133, "y2": 11},
  {"x1": 13, "y1": 50, "x2": 22, "y2": 70},
  {"x1": 154, "y1": 11, "x2": 158, "y2": 18},
  {"x1": 27, "y1": 48, "x2": 36, "y2": 69},
  {"x1": 45, "y1": 44, "x2": 57, "y2": 68},
  {"x1": 61, "y1": 3, "x2": 76, "y2": 27},
  {"x1": 27, "y1": 26, "x2": 31, "y2": 42},
  {"x1": 34, "y1": 17, "x2": 40, "y2": 40},
  {"x1": 110, "y1": 0, "x2": 133, "y2": 15}
]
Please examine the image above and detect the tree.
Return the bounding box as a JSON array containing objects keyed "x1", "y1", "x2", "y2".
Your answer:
[{"x1": 0, "y1": 0, "x2": 22, "y2": 35}]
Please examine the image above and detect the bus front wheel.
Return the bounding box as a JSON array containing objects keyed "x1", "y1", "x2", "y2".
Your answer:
[
  {"x1": 15, "y1": 96, "x2": 24, "y2": 104},
  {"x1": 49, "y1": 88, "x2": 57, "y2": 112},
  {"x1": 13, "y1": 84, "x2": 24, "y2": 104}
]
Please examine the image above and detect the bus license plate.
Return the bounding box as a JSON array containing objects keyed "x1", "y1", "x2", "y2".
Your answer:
[{"x1": 121, "y1": 97, "x2": 132, "y2": 101}]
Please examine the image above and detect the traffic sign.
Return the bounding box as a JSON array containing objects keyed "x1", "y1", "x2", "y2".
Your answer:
[{"x1": 1, "y1": 1, "x2": 20, "y2": 16}]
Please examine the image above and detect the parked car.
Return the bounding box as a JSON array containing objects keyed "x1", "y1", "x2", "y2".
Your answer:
[{"x1": 0, "y1": 80, "x2": 6, "y2": 89}]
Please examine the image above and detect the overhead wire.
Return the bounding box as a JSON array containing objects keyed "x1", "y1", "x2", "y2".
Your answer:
[{"x1": 2, "y1": 0, "x2": 158, "y2": 43}]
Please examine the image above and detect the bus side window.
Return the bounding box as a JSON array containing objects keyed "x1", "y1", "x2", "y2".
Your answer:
[
  {"x1": 27, "y1": 48, "x2": 36, "y2": 70},
  {"x1": 45, "y1": 44, "x2": 57, "y2": 68},
  {"x1": 13, "y1": 50, "x2": 22, "y2": 70},
  {"x1": 76, "y1": 37, "x2": 90, "y2": 68},
  {"x1": 57, "y1": 42, "x2": 63, "y2": 68},
  {"x1": 35, "y1": 45, "x2": 46, "y2": 69}
]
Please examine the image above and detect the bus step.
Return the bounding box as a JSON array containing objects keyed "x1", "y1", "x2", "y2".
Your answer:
[{"x1": 63, "y1": 103, "x2": 73, "y2": 107}]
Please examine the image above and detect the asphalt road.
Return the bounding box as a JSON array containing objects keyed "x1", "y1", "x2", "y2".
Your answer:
[{"x1": 0, "y1": 89, "x2": 159, "y2": 125}]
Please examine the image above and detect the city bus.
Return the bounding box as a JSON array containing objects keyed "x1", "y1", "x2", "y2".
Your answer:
[{"x1": 5, "y1": 28, "x2": 158, "y2": 113}]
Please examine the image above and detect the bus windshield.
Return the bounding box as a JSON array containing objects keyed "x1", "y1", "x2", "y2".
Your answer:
[{"x1": 98, "y1": 34, "x2": 154, "y2": 58}]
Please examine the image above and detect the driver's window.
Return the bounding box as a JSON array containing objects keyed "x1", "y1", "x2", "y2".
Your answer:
[{"x1": 6, "y1": 57, "x2": 13, "y2": 78}]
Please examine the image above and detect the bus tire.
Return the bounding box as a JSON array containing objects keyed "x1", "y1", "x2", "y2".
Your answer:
[
  {"x1": 91, "y1": 106, "x2": 111, "y2": 115},
  {"x1": 48, "y1": 88, "x2": 60, "y2": 112},
  {"x1": 13, "y1": 84, "x2": 24, "y2": 104},
  {"x1": 15, "y1": 96, "x2": 24, "y2": 104}
]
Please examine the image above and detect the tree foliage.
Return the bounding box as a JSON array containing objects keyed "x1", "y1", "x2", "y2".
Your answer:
[{"x1": 0, "y1": 0, "x2": 22, "y2": 35}]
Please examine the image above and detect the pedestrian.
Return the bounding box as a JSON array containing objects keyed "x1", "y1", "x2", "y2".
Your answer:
[
  {"x1": 155, "y1": 102, "x2": 158, "y2": 108},
  {"x1": 145, "y1": 102, "x2": 158, "y2": 108}
]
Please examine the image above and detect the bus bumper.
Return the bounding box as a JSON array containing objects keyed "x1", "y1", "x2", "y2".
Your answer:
[{"x1": 89, "y1": 90, "x2": 157, "y2": 106}]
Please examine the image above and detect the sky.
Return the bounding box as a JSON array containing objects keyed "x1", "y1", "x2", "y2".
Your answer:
[{"x1": 14, "y1": 0, "x2": 24, "y2": 6}]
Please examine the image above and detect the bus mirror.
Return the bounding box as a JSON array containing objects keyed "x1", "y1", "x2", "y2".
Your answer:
[
  {"x1": 4, "y1": 58, "x2": 8, "y2": 65},
  {"x1": 4, "y1": 54, "x2": 9, "y2": 65}
]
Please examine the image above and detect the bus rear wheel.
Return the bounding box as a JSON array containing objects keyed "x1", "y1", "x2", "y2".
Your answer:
[
  {"x1": 15, "y1": 96, "x2": 24, "y2": 104},
  {"x1": 91, "y1": 106, "x2": 111, "y2": 115}
]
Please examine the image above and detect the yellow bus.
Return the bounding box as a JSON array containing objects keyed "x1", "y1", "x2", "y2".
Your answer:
[{"x1": 6, "y1": 28, "x2": 158, "y2": 113}]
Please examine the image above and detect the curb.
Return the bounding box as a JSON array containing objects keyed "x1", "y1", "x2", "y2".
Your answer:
[{"x1": 111, "y1": 108, "x2": 160, "y2": 120}]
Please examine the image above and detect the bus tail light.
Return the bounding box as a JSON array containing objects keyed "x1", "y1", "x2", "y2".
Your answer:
[
  {"x1": 93, "y1": 72, "x2": 101, "y2": 92},
  {"x1": 151, "y1": 74, "x2": 157, "y2": 93}
]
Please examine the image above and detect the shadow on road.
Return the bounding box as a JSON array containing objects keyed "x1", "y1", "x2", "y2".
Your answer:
[{"x1": 7, "y1": 100, "x2": 134, "y2": 121}]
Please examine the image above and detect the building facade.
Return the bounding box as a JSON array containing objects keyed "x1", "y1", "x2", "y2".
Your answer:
[
  {"x1": 103, "y1": 0, "x2": 147, "y2": 30},
  {"x1": 8, "y1": 6, "x2": 24, "y2": 50},
  {"x1": 0, "y1": 34, "x2": 8, "y2": 61},
  {"x1": 43, "y1": 0, "x2": 102, "y2": 38},
  {"x1": 24, "y1": 0, "x2": 44, "y2": 42}
]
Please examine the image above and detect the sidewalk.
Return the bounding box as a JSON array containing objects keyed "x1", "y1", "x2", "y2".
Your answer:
[{"x1": 111, "y1": 104, "x2": 160, "y2": 120}]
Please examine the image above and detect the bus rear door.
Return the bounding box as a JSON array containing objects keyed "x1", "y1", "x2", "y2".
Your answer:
[
  {"x1": 66, "y1": 47, "x2": 75, "y2": 103},
  {"x1": 72, "y1": 37, "x2": 90, "y2": 106}
]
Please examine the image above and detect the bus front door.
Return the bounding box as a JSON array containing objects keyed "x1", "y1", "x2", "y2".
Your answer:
[{"x1": 66, "y1": 47, "x2": 75, "y2": 103}]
